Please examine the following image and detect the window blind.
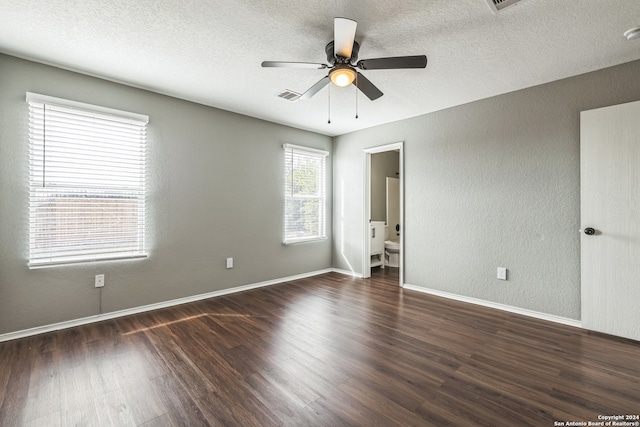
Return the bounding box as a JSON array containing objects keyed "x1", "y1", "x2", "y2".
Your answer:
[
  {"x1": 27, "y1": 92, "x2": 148, "y2": 267},
  {"x1": 283, "y1": 144, "x2": 328, "y2": 244}
]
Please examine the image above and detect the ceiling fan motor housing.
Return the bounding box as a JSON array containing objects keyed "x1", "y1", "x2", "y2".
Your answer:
[{"x1": 326, "y1": 40, "x2": 360, "y2": 64}]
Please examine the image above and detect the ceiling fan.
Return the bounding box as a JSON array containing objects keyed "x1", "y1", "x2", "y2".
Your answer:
[{"x1": 262, "y1": 17, "x2": 427, "y2": 101}]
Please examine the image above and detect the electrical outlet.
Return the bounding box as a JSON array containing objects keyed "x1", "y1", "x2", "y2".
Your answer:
[
  {"x1": 95, "y1": 274, "x2": 105, "y2": 287},
  {"x1": 497, "y1": 267, "x2": 507, "y2": 281},
  {"x1": 226, "y1": 258, "x2": 233, "y2": 269}
]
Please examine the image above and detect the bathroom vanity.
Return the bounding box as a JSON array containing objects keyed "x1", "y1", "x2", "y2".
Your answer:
[{"x1": 370, "y1": 221, "x2": 385, "y2": 269}]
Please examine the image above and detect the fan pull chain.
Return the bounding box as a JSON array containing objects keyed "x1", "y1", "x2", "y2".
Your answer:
[
  {"x1": 327, "y1": 82, "x2": 331, "y2": 124},
  {"x1": 355, "y1": 73, "x2": 359, "y2": 119}
]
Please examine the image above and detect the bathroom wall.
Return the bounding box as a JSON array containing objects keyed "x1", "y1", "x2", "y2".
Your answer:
[
  {"x1": 0, "y1": 54, "x2": 333, "y2": 336},
  {"x1": 332, "y1": 59, "x2": 640, "y2": 320},
  {"x1": 386, "y1": 177, "x2": 400, "y2": 241},
  {"x1": 370, "y1": 151, "x2": 400, "y2": 222}
]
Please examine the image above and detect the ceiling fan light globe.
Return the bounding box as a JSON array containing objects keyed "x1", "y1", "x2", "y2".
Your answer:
[
  {"x1": 333, "y1": 73, "x2": 353, "y2": 87},
  {"x1": 330, "y1": 67, "x2": 356, "y2": 87}
]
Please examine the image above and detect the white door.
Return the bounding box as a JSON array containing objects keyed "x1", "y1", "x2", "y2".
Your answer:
[{"x1": 580, "y1": 100, "x2": 640, "y2": 341}]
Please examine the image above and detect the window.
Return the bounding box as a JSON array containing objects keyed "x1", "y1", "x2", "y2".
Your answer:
[
  {"x1": 283, "y1": 144, "x2": 328, "y2": 244},
  {"x1": 27, "y1": 92, "x2": 148, "y2": 267}
]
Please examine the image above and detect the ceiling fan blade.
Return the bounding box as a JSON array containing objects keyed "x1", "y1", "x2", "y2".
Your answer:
[
  {"x1": 298, "y1": 76, "x2": 330, "y2": 100},
  {"x1": 357, "y1": 55, "x2": 427, "y2": 70},
  {"x1": 334, "y1": 17, "x2": 357, "y2": 59},
  {"x1": 354, "y1": 72, "x2": 383, "y2": 101},
  {"x1": 262, "y1": 61, "x2": 327, "y2": 69}
]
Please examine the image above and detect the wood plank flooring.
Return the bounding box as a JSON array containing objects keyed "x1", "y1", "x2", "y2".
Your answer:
[{"x1": 1, "y1": 268, "x2": 639, "y2": 426}]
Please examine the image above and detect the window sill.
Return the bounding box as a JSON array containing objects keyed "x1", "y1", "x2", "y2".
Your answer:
[
  {"x1": 283, "y1": 237, "x2": 327, "y2": 245},
  {"x1": 29, "y1": 253, "x2": 148, "y2": 269}
]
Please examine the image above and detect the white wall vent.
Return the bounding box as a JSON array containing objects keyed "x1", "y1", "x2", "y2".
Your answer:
[
  {"x1": 485, "y1": 0, "x2": 526, "y2": 13},
  {"x1": 277, "y1": 90, "x2": 301, "y2": 101}
]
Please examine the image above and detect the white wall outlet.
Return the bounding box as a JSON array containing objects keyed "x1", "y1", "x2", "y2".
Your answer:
[
  {"x1": 226, "y1": 257, "x2": 233, "y2": 269},
  {"x1": 95, "y1": 274, "x2": 105, "y2": 287},
  {"x1": 497, "y1": 267, "x2": 507, "y2": 281}
]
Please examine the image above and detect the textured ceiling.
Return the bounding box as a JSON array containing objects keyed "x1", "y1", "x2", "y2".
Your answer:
[{"x1": 1, "y1": 0, "x2": 639, "y2": 136}]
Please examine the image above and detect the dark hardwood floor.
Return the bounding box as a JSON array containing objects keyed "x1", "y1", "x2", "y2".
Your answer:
[{"x1": 1, "y1": 268, "x2": 639, "y2": 426}]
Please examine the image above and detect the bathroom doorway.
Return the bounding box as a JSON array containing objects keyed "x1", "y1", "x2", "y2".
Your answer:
[{"x1": 363, "y1": 142, "x2": 403, "y2": 287}]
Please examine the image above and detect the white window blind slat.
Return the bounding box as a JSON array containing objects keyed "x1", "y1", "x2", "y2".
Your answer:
[
  {"x1": 28, "y1": 93, "x2": 148, "y2": 267},
  {"x1": 283, "y1": 144, "x2": 328, "y2": 244}
]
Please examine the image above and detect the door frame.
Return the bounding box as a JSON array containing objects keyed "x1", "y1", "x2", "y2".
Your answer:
[{"x1": 362, "y1": 142, "x2": 404, "y2": 286}]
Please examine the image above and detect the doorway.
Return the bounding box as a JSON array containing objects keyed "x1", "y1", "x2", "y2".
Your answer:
[{"x1": 363, "y1": 142, "x2": 404, "y2": 286}]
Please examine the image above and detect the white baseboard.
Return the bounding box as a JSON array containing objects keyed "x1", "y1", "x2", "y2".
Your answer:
[
  {"x1": 0, "y1": 268, "x2": 334, "y2": 343},
  {"x1": 332, "y1": 268, "x2": 364, "y2": 278},
  {"x1": 402, "y1": 283, "x2": 582, "y2": 328}
]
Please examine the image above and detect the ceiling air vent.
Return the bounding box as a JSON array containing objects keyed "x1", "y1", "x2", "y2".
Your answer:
[
  {"x1": 276, "y1": 90, "x2": 301, "y2": 101},
  {"x1": 485, "y1": 0, "x2": 526, "y2": 13}
]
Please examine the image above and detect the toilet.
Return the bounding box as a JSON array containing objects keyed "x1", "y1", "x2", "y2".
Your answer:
[{"x1": 384, "y1": 239, "x2": 400, "y2": 267}]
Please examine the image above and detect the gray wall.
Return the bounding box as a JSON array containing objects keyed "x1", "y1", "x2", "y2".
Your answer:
[
  {"x1": 0, "y1": 54, "x2": 332, "y2": 335},
  {"x1": 332, "y1": 59, "x2": 640, "y2": 320},
  {"x1": 370, "y1": 151, "x2": 399, "y2": 222}
]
